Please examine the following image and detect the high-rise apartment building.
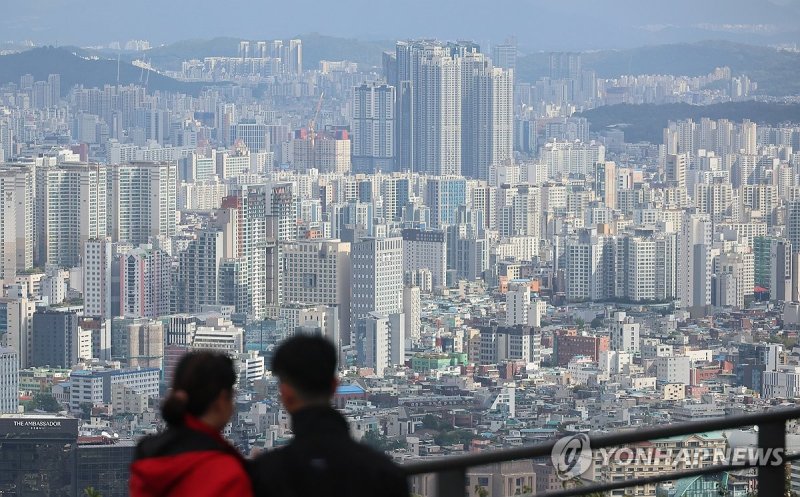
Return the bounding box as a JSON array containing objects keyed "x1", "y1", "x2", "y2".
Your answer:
[
  {"x1": 566, "y1": 228, "x2": 615, "y2": 302},
  {"x1": 665, "y1": 153, "x2": 687, "y2": 191},
  {"x1": 492, "y1": 43, "x2": 517, "y2": 72},
  {"x1": 394, "y1": 41, "x2": 462, "y2": 175},
  {"x1": 678, "y1": 213, "x2": 713, "y2": 317},
  {"x1": 610, "y1": 312, "x2": 640, "y2": 353},
  {"x1": 83, "y1": 238, "x2": 113, "y2": 318},
  {"x1": 120, "y1": 245, "x2": 171, "y2": 319},
  {"x1": 175, "y1": 230, "x2": 224, "y2": 314},
  {"x1": 361, "y1": 312, "x2": 405, "y2": 376},
  {"x1": 352, "y1": 83, "x2": 395, "y2": 174},
  {"x1": 461, "y1": 52, "x2": 513, "y2": 180},
  {"x1": 107, "y1": 161, "x2": 177, "y2": 246},
  {"x1": 43, "y1": 164, "x2": 107, "y2": 267}
]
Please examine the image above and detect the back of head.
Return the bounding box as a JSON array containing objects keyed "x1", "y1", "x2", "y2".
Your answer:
[
  {"x1": 161, "y1": 351, "x2": 236, "y2": 426},
  {"x1": 271, "y1": 334, "x2": 337, "y2": 400}
]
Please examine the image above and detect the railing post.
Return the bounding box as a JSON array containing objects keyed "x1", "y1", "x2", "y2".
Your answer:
[
  {"x1": 758, "y1": 419, "x2": 786, "y2": 497},
  {"x1": 437, "y1": 468, "x2": 466, "y2": 497}
]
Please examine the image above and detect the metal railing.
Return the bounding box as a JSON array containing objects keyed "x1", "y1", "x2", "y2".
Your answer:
[{"x1": 403, "y1": 406, "x2": 800, "y2": 496}]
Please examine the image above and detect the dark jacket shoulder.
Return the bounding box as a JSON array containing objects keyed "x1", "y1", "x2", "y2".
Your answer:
[{"x1": 249, "y1": 407, "x2": 408, "y2": 497}]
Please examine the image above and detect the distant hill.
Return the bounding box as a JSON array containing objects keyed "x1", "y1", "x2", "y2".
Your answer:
[
  {"x1": 298, "y1": 33, "x2": 393, "y2": 70},
  {"x1": 517, "y1": 40, "x2": 800, "y2": 96},
  {"x1": 134, "y1": 34, "x2": 393, "y2": 72},
  {"x1": 577, "y1": 101, "x2": 800, "y2": 143},
  {"x1": 136, "y1": 37, "x2": 242, "y2": 70},
  {"x1": 0, "y1": 47, "x2": 207, "y2": 95}
]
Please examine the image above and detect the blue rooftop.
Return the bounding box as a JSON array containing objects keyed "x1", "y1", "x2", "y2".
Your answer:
[{"x1": 336, "y1": 384, "x2": 365, "y2": 395}]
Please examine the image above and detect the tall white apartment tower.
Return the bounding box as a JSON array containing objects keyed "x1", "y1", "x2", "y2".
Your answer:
[
  {"x1": 505, "y1": 281, "x2": 531, "y2": 326},
  {"x1": 665, "y1": 153, "x2": 687, "y2": 191},
  {"x1": 0, "y1": 170, "x2": 18, "y2": 282},
  {"x1": 611, "y1": 311, "x2": 640, "y2": 353},
  {"x1": 787, "y1": 200, "x2": 800, "y2": 256},
  {"x1": 1, "y1": 164, "x2": 35, "y2": 273},
  {"x1": 352, "y1": 83, "x2": 395, "y2": 174},
  {"x1": 108, "y1": 161, "x2": 177, "y2": 246},
  {"x1": 402, "y1": 286, "x2": 421, "y2": 344},
  {"x1": 461, "y1": 53, "x2": 513, "y2": 180},
  {"x1": 678, "y1": 213, "x2": 713, "y2": 317},
  {"x1": 83, "y1": 238, "x2": 113, "y2": 318},
  {"x1": 44, "y1": 164, "x2": 108, "y2": 268},
  {"x1": 363, "y1": 312, "x2": 405, "y2": 377}
]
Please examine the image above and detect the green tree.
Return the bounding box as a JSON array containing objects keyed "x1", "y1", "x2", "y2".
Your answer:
[
  {"x1": 421, "y1": 414, "x2": 453, "y2": 431},
  {"x1": 84, "y1": 487, "x2": 102, "y2": 497},
  {"x1": 474, "y1": 485, "x2": 489, "y2": 497},
  {"x1": 23, "y1": 393, "x2": 62, "y2": 412},
  {"x1": 362, "y1": 429, "x2": 403, "y2": 452}
]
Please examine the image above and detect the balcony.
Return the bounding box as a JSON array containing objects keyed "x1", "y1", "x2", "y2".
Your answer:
[{"x1": 403, "y1": 406, "x2": 800, "y2": 496}]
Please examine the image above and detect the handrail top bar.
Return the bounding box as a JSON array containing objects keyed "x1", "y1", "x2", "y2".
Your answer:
[{"x1": 403, "y1": 405, "x2": 800, "y2": 475}]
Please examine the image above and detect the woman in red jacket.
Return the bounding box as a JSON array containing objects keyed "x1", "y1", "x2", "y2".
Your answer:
[{"x1": 129, "y1": 351, "x2": 253, "y2": 497}]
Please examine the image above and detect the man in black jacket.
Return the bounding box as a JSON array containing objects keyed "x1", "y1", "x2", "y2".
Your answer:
[{"x1": 249, "y1": 334, "x2": 409, "y2": 497}]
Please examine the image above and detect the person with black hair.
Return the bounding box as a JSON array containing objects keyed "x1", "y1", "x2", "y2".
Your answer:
[
  {"x1": 129, "y1": 351, "x2": 253, "y2": 497},
  {"x1": 249, "y1": 334, "x2": 409, "y2": 497}
]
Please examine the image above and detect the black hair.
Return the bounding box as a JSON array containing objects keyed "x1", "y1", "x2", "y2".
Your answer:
[
  {"x1": 271, "y1": 335, "x2": 337, "y2": 399},
  {"x1": 161, "y1": 351, "x2": 237, "y2": 426}
]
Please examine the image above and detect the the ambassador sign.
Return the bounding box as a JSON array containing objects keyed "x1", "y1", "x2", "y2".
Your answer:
[
  {"x1": 0, "y1": 417, "x2": 79, "y2": 439},
  {"x1": 12, "y1": 420, "x2": 63, "y2": 429}
]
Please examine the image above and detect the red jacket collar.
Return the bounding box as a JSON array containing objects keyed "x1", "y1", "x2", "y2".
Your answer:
[{"x1": 183, "y1": 414, "x2": 243, "y2": 462}]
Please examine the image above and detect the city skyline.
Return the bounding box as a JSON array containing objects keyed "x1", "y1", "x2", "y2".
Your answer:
[{"x1": 2, "y1": 6, "x2": 800, "y2": 496}]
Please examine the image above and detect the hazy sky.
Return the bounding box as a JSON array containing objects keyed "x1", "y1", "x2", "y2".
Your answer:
[{"x1": 4, "y1": 0, "x2": 800, "y2": 50}]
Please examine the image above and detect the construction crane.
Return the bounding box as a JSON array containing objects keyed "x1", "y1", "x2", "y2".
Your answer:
[{"x1": 308, "y1": 92, "x2": 324, "y2": 169}]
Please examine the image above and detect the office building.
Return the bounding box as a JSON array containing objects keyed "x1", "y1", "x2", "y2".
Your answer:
[
  {"x1": 127, "y1": 320, "x2": 164, "y2": 369},
  {"x1": 0, "y1": 415, "x2": 80, "y2": 495},
  {"x1": 69, "y1": 367, "x2": 160, "y2": 409},
  {"x1": 0, "y1": 287, "x2": 35, "y2": 369},
  {"x1": 0, "y1": 347, "x2": 18, "y2": 413},
  {"x1": 402, "y1": 228, "x2": 447, "y2": 289},
  {"x1": 31, "y1": 310, "x2": 82, "y2": 368},
  {"x1": 426, "y1": 176, "x2": 467, "y2": 229},
  {"x1": 351, "y1": 237, "x2": 403, "y2": 344},
  {"x1": 282, "y1": 239, "x2": 352, "y2": 344}
]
